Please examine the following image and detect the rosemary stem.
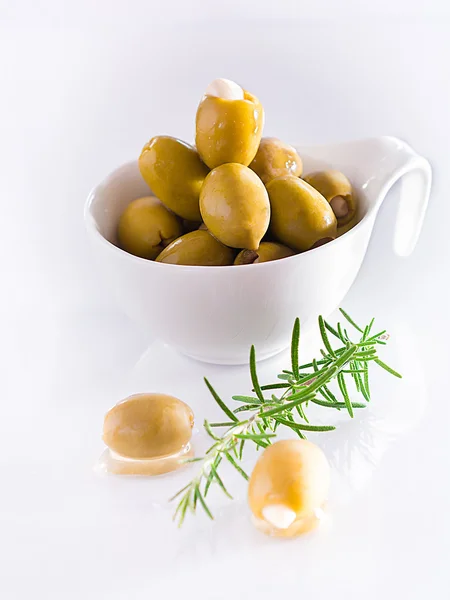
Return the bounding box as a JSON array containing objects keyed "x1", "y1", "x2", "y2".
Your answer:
[{"x1": 172, "y1": 311, "x2": 400, "y2": 526}]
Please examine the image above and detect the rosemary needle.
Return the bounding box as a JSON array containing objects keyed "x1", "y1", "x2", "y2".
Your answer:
[{"x1": 172, "y1": 309, "x2": 401, "y2": 526}]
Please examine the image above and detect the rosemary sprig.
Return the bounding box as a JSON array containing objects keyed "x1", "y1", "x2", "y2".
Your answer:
[{"x1": 172, "y1": 309, "x2": 401, "y2": 526}]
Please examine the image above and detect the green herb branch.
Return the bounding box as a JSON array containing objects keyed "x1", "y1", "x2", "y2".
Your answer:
[{"x1": 171, "y1": 309, "x2": 401, "y2": 526}]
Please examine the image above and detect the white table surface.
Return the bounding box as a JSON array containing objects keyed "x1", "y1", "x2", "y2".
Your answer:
[{"x1": 1, "y1": 3, "x2": 450, "y2": 599}]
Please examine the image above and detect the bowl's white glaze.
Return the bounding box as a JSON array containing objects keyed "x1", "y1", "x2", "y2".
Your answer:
[{"x1": 85, "y1": 137, "x2": 431, "y2": 364}]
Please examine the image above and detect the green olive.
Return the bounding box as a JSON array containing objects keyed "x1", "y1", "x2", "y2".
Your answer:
[
  {"x1": 234, "y1": 242, "x2": 295, "y2": 265},
  {"x1": 139, "y1": 136, "x2": 209, "y2": 221},
  {"x1": 267, "y1": 176, "x2": 337, "y2": 252},
  {"x1": 155, "y1": 230, "x2": 235, "y2": 266},
  {"x1": 195, "y1": 90, "x2": 264, "y2": 168},
  {"x1": 248, "y1": 439, "x2": 330, "y2": 537},
  {"x1": 103, "y1": 393, "x2": 194, "y2": 460},
  {"x1": 117, "y1": 196, "x2": 183, "y2": 260},
  {"x1": 303, "y1": 170, "x2": 355, "y2": 226},
  {"x1": 200, "y1": 163, "x2": 270, "y2": 250},
  {"x1": 249, "y1": 137, "x2": 303, "y2": 184}
]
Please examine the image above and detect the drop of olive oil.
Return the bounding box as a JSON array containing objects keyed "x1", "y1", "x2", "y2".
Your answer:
[{"x1": 95, "y1": 442, "x2": 194, "y2": 476}]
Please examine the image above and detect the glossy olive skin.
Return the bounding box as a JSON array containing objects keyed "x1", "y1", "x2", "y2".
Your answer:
[
  {"x1": 303, "y1": 170, "x2": 355, "y2": 226},
  {"x1": 200, "y1": 163, "x2": 270, "y2": 250},
  {"x1": 267, "y1": 176, "x2": 337, "y2": 252},
  {"x1": 103, "y1": 393, "x2": 194, "y2": 459},
  {"x1": 234, "y1": 242, "x2": 295, "y2": 265},
  {"x1": 248, "y1": 439, "x2": 330, "y2": 537},
  {"x1": 249, "y1": 137, "x2": 303, "y2": 184},
  {"x1": 195, "y1": 90, "x2": 264, "y2": 168},
  {"x1": 117, "y1": 196, "x2": 183, "y2": 260},
  {"x1": 139, "y1": 136, "x2": 209, "y2": 221},
  {"x1": 155, "y1": 230, "x2": 235, "y2": 266}
]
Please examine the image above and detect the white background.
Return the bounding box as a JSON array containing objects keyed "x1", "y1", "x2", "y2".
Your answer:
[{"x1": 1, "y1": 1, "x2": 449, "y2": 598}]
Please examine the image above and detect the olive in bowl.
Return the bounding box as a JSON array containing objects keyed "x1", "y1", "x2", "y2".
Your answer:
[
  {"x1": 267, "y1": 175, "x2": 337, "y2": 251},
  {"x1": 234, "y1": 242, "x2": 295, "y2": 265},
  {"x1": 139, "y1": 136, "x2": 208, "y2": 222},
  {"x1": 304, "y1": 170, "x2": 356, "y2": 227},
  {"x1": 156, "y1": 230, "x2": 235, "y2": 266},
  {"x1": 200, "y1": 163, "x2": 270, "y2": 250},
  {"x1": 195, "y1": 79, "x2": 264, "y2": 169},
  {"x1": 118, "y1": 196, "x2": 182, "y2": 260},
  {"x1": 249, "y1": 137, "x2": 303, "y2": 184}
]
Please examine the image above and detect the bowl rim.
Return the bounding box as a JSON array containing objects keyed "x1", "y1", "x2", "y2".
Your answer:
[{"x1": 84, "y1": 159, "x2": 370, "y2": 272}]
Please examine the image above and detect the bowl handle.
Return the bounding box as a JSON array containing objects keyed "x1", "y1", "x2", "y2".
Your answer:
[{"x1": 376, "y1": 138, "x2": 432, "y2": 257}]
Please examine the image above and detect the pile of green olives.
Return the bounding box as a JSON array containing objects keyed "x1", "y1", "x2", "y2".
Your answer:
[{"x1": 118, "y1": 78, "x2": 358, "y2": 266}]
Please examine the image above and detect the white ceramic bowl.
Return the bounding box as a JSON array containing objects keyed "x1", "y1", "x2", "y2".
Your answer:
[{"x1": 85, "y1": 136, "x2": 431, "y2": 364}]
